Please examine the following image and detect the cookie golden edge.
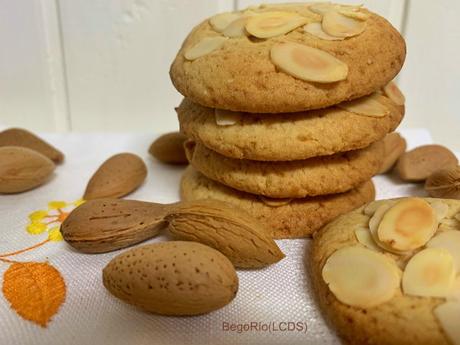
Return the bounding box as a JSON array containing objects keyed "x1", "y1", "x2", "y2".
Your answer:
[
  {"x1": 180, "y1": 166, "x2": 376, "y2": 239},
  {"x1": 170, "y1": 4, "x2": 406, "y2": 113},
  {"x1": 177, "y1": 95, "x2": 404, "y2": 161},
  {"x1": 309, "y1": 198, "x2": 460, "y2": 345},
  {"x1": 184, "y1": 140, "x2": 384, "y2": 198}
]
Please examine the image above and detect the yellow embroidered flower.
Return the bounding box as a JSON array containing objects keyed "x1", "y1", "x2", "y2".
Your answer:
[{"x1": 26, "y1": 199, "x2": 85, "y2": 241}]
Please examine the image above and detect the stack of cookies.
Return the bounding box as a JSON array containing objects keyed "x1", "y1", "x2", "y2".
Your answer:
[{"x1": 169, "y1": 2, "x2": 406, "y2": 238}]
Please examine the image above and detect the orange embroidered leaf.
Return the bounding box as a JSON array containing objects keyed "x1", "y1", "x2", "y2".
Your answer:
[{"x1": 2, "y1": 262, "x2": 66, "y2": 327}]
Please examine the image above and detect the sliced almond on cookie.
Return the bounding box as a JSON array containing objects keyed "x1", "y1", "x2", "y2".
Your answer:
[
  {"x1": 259, "y1": 196, "x2": 292, "y2": 207},
  {"x1": 184, "y1": 37, "x2": 228, "y2": 60},
  {"x1": 303, "y1": 22, "x2": 344, "y2": 41},
  {"x1": 270, "y1": 42, "x2": 348, "y2": 83},
  {"x1": 322, "y1": 11, "x2": 366, "y2": 38},
  {"x1": 377, "y1": 198, "x2": 438, "y2": 252},
  {"x1": 338, "y1": 8, "x2": 369, "y2": 21},
  {"x1": 322, "y1": 246, "x2": 400, "y2": 308},
  {"x1": 428, "y1": 199, "x2": 449, "y2": 222},
  {"x1": 434, "y1": 301, "x2": 460, "y2": 345},
  {"x1": 355, "y1": 228, "x2": 381, "y2": 252},
  {"x1": 223, "y1": 17, "x2": 248, "y2": 38},
  {"x1": 215, "y1": 109, "x2": 242, "y2": 126},
  {"x1": 245, "y1": 11, "x2": 308, "y2": 38},
  {"x1": 364, "y1": 199, "x2": 397, "y2": 217},
  {"x1": 308, "y1": 2, "x2": 337, "y2": 15},
  {"x1": 402, "y1": 248, "x2": 455, "y2": 297},
  {"x1": 383, "y1": 81, "x2": 405, "y2": 106},
  {"x1": 209, "y1": 12, "x2": 242, "y2": 32},
  {"x1": 338, "y1": 94, "x2": 389, "y2": 117},
  {"x1": 427, "y1": 230, "x2": 460, "y2": 272}
]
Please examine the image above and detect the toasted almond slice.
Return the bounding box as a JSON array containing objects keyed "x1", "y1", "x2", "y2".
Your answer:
[
  {"x1": 434, "y1": 301, "x2": 460, "y2": 345},
  {"x1": 427, "y1": 231, "x2": 460, "y2": 272},
  {"x1": 209, "y1": 12, "x2": 242, "y2": 32},
  {"x1": 363, "y1": 199, "x2": 397, "y2": 217},
  {"x1": 259, "y1": 196, "x2": 292, "y2": 207},
  {"x1": 338, "y1": 8, "x2": 369, "y2": 20},
  {"x1": 383, "y1": 81, "x2": 405, "y2": 106},
  {"x1": 448, "y1": 276, "x2": 460, "y2": 301},
  {"x1": 402, "y1": 248, "x2": 455, "y2": 297},
  {"x1": 222, "y1": 17, "x2": 248, "y2": 38},
  {"x1": 355, "y1": 228, "x2": 381, "y2": 252},
  {"x1": 322, "y1": 246, "x2": 400, "y2": 308},
  {"x1": 322, "y1": 11, "x2": 366, "y2": 38},
  {"x1": 338, "y1": 94, "x2": 390, "y2": 117},
  {"x1": 428, "y1": 199, "x2": 449, "y2": 222},
  {"x1": 215, "y1": 109, "x2": 242, "y2": 126},
  {"x1": 184, "y1": 37, "x2": 228, "y2": 61},
  {"x1": 303, "y1": 22, "x2": 344, "y2": 41},
  {"x1": 378, "y1": 198, "x2": 438, "y2": 252},
  {"x1": 270, "y1": 42, "x2": 348, "y2": 83},
  {"x1": 245, "y1": 11, "x2": 308, "y2": 38}
]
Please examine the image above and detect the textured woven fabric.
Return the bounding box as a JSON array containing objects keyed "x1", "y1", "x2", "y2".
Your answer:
[{"x1": 0, "y1": 129, "x2": 436, "y2": 345}]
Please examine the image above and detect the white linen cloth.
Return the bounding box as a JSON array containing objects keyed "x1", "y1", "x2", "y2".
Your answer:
[{"x1": 0, "y1": 129, "x2": 438, "y2": 345}]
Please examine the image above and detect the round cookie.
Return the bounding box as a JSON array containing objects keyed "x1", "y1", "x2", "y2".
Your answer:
[
  {"x1": 181, "y1": 166, "x2": 375, "y2": 238},
  {"x1": 310, "y1": 197, "x2": 460, "y2": 345},
  {"x1": 178, "y1": 94, "x2": 404, "y2": 161},
  {"x1": 170, "y1": 3, "x2": 406, "y2": 113},
  {"x1": 184, "y1": 140, "x2": 383, "y2": 198}
]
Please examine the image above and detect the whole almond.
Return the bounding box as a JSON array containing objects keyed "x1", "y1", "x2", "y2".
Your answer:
[
  {"x1": 0, "y1": 146, "x2": 55, "y2": 193},
  {"x1": 395, "y1": 145, "x2": 458, "y2": 182},
  {"x1": 0, "y1": 128, "x2": 64, "y2": 163},
  {"x1": 61, "y1": 198, "x2": 170, "y2": 253},
  {"x1": 378, "y1": 132, "x2": 406, "y2": 174},
  {"x1": 84, "y1": 153, "x2": 147, "y2": 200},
  {"x1": 149, "y1": 132, "x2": 188, "y2": 164},
  {"x1": 103, "y1": 241, "x2": 238, "y2": 316},
  {"x1": 425, "y1": 166, "x2": 460, "y2": 199},
  {"x1": 166, "y1": 199, "x2": 285, "y2": 268}
]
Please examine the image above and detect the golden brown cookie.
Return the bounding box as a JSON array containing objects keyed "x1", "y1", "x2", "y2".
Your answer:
[
  {"x1": 178, "y1": 94, "x2": 404, "y2": 161},
  {"x1": 181, "y1": 166, "x2": 375, "y2": 238},
  {"x1": 310, "y1": 197, "x2": 460, "y2": 345},
  {"x1": 184, "y1": 140, "x2": 383, "y2": 198},
  {"x1": 170, "y1": 3, "x2": 406, "y2": 113}
]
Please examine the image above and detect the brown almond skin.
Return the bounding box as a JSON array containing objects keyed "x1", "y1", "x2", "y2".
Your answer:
[
  {"x1": 166, "y1": 199, "x2": 285, "y2": 268},
  {"x1": 84, "y1": 153, "x2": 147, "y2": 200},
  {"x1": 0, "y1": 128, "x2": 64, "y2": 163},
  {"x1": 378, "y1": 132, "x2": 406, "y2": 174},
  {"x1": 149, "y1": 132, "x2": 188, "y2": 164},
  {"x1": 395, "y1": 145, "x2": 458, "y2": 182},
  {"x1": 0, "y1": 146, "x2": 55, "y2": 193},
  {"x1": 61, "y1": 198, "x2": 170, "y2": 253},
  {"x1": 425, "y1": 166, "x2": 460, "y2": 199},
  {"x1": 103, "y1": 241, "x2": 239, "y2": 316}
]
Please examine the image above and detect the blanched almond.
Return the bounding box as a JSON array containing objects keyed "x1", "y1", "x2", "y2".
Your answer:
[
  {"x1": 259, "y1": 196, "x2": 292, "y2": 207},
  {"x1": 368, "y1": 202, "x2": 405, "y2": 254},
  {"x1": 338, "y1": 8, "x2": 369, "y2": 20},
  {"x1": 402, "y1": 248, "x2": 455, "y2": 298},
  {"x1": 434, "y1": 301, "x2": 460, "y2": 345},
  {"x1": 322, "y1": 246, "x2": 400, "y2": 308},
  {"x1": 427, "y1": 230, "x2": 460, "y2": 272},
  {"x1": 303, "y1": 22, "x2": 344, "y2": 41},
  {"x1": 354, "y1": 228, "x2": 381, "y2": 252},
  {"x1": 245, "y1": 11, "x2": 307, "y2": 38},
  {"x1": 364, "y1": 199, "x2": 397, "y2": 217},
  {"x1": 184, "y1": 37, "x2": 228, "y2": 61},
  {"x1": 338, "y1": 94, "x2": 389, "y2": 117},
  {"x1": 383, "y1": 81, "x2": 405, "y2": 106},
  {"x1": 322, "y1": 11, "x2": 366, "y2": 38},
  {"x1": 270, "y1": 42, "x2": 348, "y2": 83},
  {"x1": 209, "y1": 12, "x2": 242, "y2": 32},
  {"x1": 223, "y1": 17, "x2": 248, "y2": 38},
  {"x1": 377, "y1": 198, "x2": 438, "y2": 252},
  {"x1": 215, "y1": 108, "x2": 242, "y2": 126}
]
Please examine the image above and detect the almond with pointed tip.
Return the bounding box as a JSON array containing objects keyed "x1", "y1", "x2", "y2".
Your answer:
[
  {"x1": 83, "y1": 153, "x2": 147, "y2": 200},
  {"x1": 0, "y1": 146, "x2": 55, "y2": 193},
  {"x1": 184, "y1": 36, "x2": 228, "y2": 60},
  {"x1": 245, "y1": 11, "x2": 308, "y2": 38},
  {"x1": 322, "y1": 11, "x2": 366, "y2": 38},
  {"x1": 0, "y1": 128, "x2": 64, "y2": 163},
  {"x1": 103, "y1": 241, "x2": 239, "y2": 316},
  {"x1": 166, "y1": 199, "x2": 285, "y2": 268},
  {"x1": 149, "y1": 132, "x2": 188, "y2": 164}
]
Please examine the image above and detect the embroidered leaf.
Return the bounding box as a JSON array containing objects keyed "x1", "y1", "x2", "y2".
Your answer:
[
  {"x1": 48, "y1": 201, "x2": 67, "y2": 209},
  {"x1": 28, "y1": 210, "x2": 48, "y2": 222},
  {"x1": 2, "y1": 262, "x2": 66, "y2": 327}
]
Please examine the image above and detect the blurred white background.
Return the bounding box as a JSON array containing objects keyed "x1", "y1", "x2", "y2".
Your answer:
[{"x1": 0, "y1": 0, "x2": 459, "y2": 150}]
